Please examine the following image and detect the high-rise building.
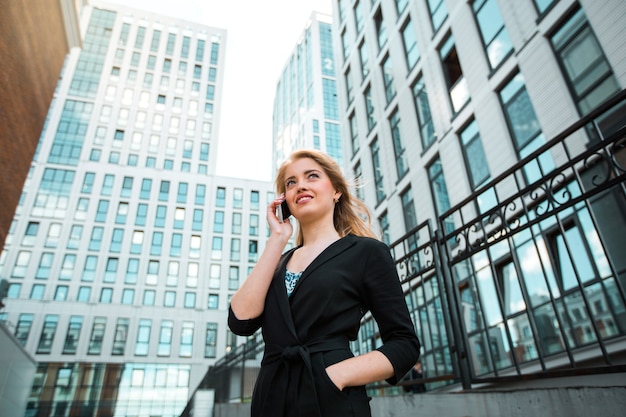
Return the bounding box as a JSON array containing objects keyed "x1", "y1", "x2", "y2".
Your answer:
[
  {"x1": 0, "y1": 2, "x2": 274, "y2": 416},
  {"x1": 272, "y1": 12, "x2": 344, "y2": 172},
  {"x1": 333, "y1": 0, "x2": 626, "y2": 392}
]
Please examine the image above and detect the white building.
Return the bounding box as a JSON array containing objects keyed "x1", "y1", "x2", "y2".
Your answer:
[
  {"x1": 0, "y1": 2, "x2": 274, "y2": 416},
  {"x1": 272, "y1": 12, "x2": 344, "y2": 172}
]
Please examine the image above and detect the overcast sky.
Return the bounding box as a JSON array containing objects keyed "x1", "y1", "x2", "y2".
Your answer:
[{"x1": 104, "y1": 0, "x2": 333, "y2": 181}]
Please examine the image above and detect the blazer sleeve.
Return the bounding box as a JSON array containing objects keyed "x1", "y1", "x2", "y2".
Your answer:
[
  {"x1": 228, "y1": 305, "x2": 263, "y2": 336},
  {"x1": 361, "y1": 239, "x2": 421, "y2": 384}
]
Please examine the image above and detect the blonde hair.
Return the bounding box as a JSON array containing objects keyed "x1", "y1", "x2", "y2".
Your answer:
[{"x1": 275, "y1": 149, "x2": 378, "y2": 245}]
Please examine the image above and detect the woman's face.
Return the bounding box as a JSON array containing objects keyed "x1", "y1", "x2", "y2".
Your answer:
[{"x1": 282, "y1": 157, "x2": 340, "y2": 222}]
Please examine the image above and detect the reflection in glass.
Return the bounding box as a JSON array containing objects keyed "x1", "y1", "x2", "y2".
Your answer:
[
  {"x1": 533, "y1": 303, "x2": 564, "y2": 355},
  {"x1": 507, "y1": 313, "x2": 539, "y2": 362}
]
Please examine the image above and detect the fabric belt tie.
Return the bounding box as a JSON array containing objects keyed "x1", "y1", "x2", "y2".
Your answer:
[{"x1": 261, "y1": 337, "x2": 348, "y2": 417}]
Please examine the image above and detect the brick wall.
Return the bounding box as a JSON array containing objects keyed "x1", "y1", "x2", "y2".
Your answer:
[{"x1": 0, "y1": 0, "x2": 69, "y2": 251}]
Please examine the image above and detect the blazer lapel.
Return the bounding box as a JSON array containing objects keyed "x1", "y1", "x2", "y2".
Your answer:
[
  {"x1": 272, "y1": 248, "x2": 299, "y2": 339},
  {"x1": 290, "y1": 234, "x2": 357, "y2": 297}
]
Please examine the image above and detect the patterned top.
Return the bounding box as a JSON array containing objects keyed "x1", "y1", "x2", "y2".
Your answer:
[{"x1": 285, "y1": 270, "x2": 303, "y2": 297}]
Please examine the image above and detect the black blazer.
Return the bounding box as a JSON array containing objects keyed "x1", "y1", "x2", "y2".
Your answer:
[{"x1": 229, "y1": 234, "x2": 420, "y2": 417}]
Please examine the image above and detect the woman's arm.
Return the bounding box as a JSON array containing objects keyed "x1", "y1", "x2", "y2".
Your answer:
[
  {"x1": 328, "y1": 239, "x2": 420, "y2": 389},
  {"x1": 230, "y1": 197, "x2": 292, "y2": 320},
  {"x1": 325, "y1": 350, "x2": 394, "y2": 390}
]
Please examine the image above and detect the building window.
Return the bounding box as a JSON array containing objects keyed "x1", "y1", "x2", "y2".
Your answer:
[
  {"x1": 159, "y1": 181, "x2": 170, "y2": 201},
  {"x1": 174, "y1": 207, "x2": 185, "y2": 229},
  {"x1": 499, "y1": 73, "x2": 554, "y2": 183},
  {"x1": 30, "y1": 284, "x2": 45, "y2": 300},
  {"x1": 184, "y1": 292, "x2": 196, "y2": 309},
  {"x1": 116, "y1": 202, "x2": 129, "y2": 224},
  {"x1": 171, "y1": 233, "x2": 183, "y2": 257},
  {"x1": 345, "y1": 66, "x2": 354, "y2": 105},
  {"x1": 151, "y1": 231, "x2": 163, "y2": 256},
  {"x1": 354, "y1": 1, "x2": 364, "y2": 34},
  {"x1": 88, "y1": 226, "x2": 104, "y2": 251},
  {"x1": 135, "y1": 319, "x2": 151, "y2": 356},
  {"x1": 77, "y1": 286, "x2": 91, "y2": 302},
  {"x1": 164, "y1": 291, "x2": 176, "y2": 307},
  {"x1": 389, "y1": 109, "x2": 408, "y2": 179},
  {"x1": 412, "y1": 76, "x2": 436, "y2": 150},
  {"x1": 249, "y1": 240, "x2": 258, "y2": 263},
  {"x1": 460, "y1": 119, "x2": 491, "y2": 189},
  {"x1": 230, "y1": 238, "x2": 241, "y2": 262},
  {"x1": 232, "y1": 212, "x2": 242, "y2": 234},
  {"x1": 210, "y1": 264, "x2": 221, "y2": 289},
  {"x1": 229, "y1": 266, "x2": 239, "y2": 291},
  {"x1": 112, "y1": 318, "x2": 129, "y2": 355},
  {"x1": 143, "y1": 290, "x2": 156, "y2": 306},
  {"x1": 214, "y1": 211, "x2": 224, "y2": 233},
  {"x1": 45, "y1": 223, "x2": 62, "y2": 248},
  {"x1": 37, "y1": 315, "x2": 59, "y2": 354},
  {"x1": 379, "y1": 212, "x2": 390, "y2": 245},
  {"x1": 193, "y1": 208, "x2": 204, "y2": 231},
  {"x1": 166, "y1": 261, "x2": 179, "y2": 287},
  {"x1": 358, "y1": 40, "x2": 369, "y2": 80},
  {"x1": 205, "y1": 323, "x2": 218, "y2": 358},
  {"x1": 23, "y1": 221, "x2": 39, "y2": 246},
  {"x1": 249, "y1": 214, "x2": 259, "y2": 236},
  {"x1": 349, "y1": 113, "x2": 359, "y2": 156},
  {"x1": 400, "y1": 187, "x2": 418, "y2": 232},
  {"x1": 364, "y1": 85, "x2": 375, "y2": 132},
  {"x1": 427, "y1": 157, "x2": 453, "y2": 233},
  {"x1": 473, "y1": 0, "x2": 512, "y2": 70},
  {"x1": 110, "y1": 228, "x2": 123, "y2": 253},
  {"x1": 353, "y1": 162, "x2": 365, "y2": 202},
  {"x1": 208, "y1": 294, "x2": 219, "y2": 310},
  {"x1": 440, "y1": 34, "x2": 469, "y2": 113},
  {"x1": 82, "y1": 255, "x2": 97, "y2": 282},
  {"x1": 63, "y1": 316, "x2": 83, "y2": 354},
  {"x1": 54, "y1": 285, "x2": 68, "y2": 301},
  {"x1": 381, "y1": 55, "x2": 395, "y2": 103},
  {"x1": 121, "y1": 288, "x2": 134, "y2": 305},
  {"x1": 126, "y1": 258, "x2": 139, "y2": 284},
  {"x1": 533, "y1": 0, "x2": 557, "y2": 16},
  {"x1": 427, "y1": 0, "x2": 448, "y2": 32},
  {"x1": 104, "y1": 257, "x2": 119, "y2": 283},
  {"x1": 100, "y1": 287, "x2": 113, "y2": 303},
  {"x1": 190, "y1": 235, "x2": 201, "y2": 259},
  {"x1": 179, "y1": 322, "x2": 194, "y2": 357},
  {"x1": 146, "y1": 260, "x2": 159, "y2": 285},
  {"x1": 140, "y1": 179, "x2": 152, "y2": 199},
  {"x1": 187, "y1": 262, "x2": 199, "y2": 288},
  {"x1": 212, "y1": 237, "x2": 223, "y2": 260},
  {"x1": 96, "y1": 200, "x2": 109, "y2": 223},
  {"x1": 35, "y1": 252, "x2": 54, "y2": 280},
  {"x1": 401, "y1": 19, "x2": 420, "y2": 70},
  {"x1": 550, "y1": 7, "x2": 620, "y2": 115},
  {"x1": 370, "y1": 139, "x2": 386, "y2": 203},
  {"x1": 158, "y1": 320, "x2": 174, "y2": 356},
  {"x1": 216, "y1": 187, "x2": 226, "y2": 207},
  {"x1": 374, "y1": 9, "x2": 387, "y2": 51},
  {"x1": 15, "y1": 313, "x2": 34, "y2": 346},
  {"x1": 341, "y1": 29, "x2": 350, "y2": 61}
]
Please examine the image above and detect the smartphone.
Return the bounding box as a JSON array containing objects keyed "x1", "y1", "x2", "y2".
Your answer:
[{"x1": 276, "y1": 200, "x2": 291, "y2": 222}]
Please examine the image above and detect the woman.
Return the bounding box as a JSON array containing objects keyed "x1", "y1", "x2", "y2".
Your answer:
[{"x1": 228, "y1": 149, "x2": 420, "y2": 417}]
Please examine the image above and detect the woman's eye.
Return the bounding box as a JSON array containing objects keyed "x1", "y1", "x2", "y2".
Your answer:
[{"x1": 308, "y1": 173, "x2": 320, "y2": 179}]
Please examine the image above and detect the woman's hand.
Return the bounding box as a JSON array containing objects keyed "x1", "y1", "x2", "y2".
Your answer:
[
  {"x1": 325, "y1": 362, "x2": 347, "y2": 391},
  {"x1": 267, "y1": 194, "x2": 293, "y2": 241}
]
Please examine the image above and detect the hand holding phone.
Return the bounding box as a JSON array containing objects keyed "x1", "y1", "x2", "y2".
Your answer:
[{"x1": 276, "y1": 199, "x2": 291, "y2": 222}]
